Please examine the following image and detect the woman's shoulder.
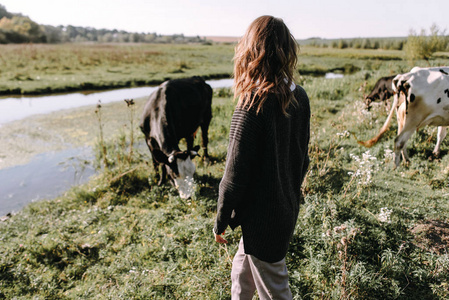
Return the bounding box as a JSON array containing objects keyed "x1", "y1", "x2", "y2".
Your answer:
[{"x1": 293, "y1": 85, "x2": 308, "y2": 99}]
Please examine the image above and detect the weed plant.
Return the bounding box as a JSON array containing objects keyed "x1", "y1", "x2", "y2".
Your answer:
[{"x1": 1, "y1": 53, "x2": 449, "y2": 299}]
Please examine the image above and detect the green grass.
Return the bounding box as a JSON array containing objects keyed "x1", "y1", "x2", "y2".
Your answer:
[
  {"x1": 0, "y1": 43, "x2": 234, "y2": 95},
  {"x1": 1, "y1": 46, "x2": 449, "y2": 299}
]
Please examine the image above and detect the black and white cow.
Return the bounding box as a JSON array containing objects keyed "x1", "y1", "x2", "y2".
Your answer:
[
  {"x1": 364, "y1": 75, "x2": 396, "y2": 110},
  {"x1": 140, "y1": 76, "x2": 212, "y2": 198},
  {"x1": 359, "y1": 67, "x2": 449, "y2": 167}
]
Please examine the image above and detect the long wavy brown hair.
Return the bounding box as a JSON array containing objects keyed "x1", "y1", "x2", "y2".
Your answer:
[{"x1": 233, "y1": 15, "x2": 298, "y2": 115}]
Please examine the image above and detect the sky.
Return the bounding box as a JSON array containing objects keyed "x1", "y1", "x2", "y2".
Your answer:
[{"x1": 1, "y1": 0, "x2": 448, "y2": 39}]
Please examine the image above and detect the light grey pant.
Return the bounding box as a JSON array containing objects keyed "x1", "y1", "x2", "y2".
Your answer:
[{"x1": 231, "y1": 238, "x2": 292, "y2": 300}]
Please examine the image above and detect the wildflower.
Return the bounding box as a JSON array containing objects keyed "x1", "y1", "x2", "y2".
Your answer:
[
  {"x1": 383, "y1": 147, "x2": 395, "y2": 163},
  {"x1": 336, "y1": 130, "x2": 350, "y2": 138},
  {"x1": 378, "y1": 207, "x2": 392, "y2": 223},
  {"x1": 348, "y1": 150, "x2": 379, "y2": 186}
]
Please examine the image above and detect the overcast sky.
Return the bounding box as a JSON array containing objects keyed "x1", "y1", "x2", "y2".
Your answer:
[{"x1": 1, "y1": 0, "x2": 448, "y2": 39}]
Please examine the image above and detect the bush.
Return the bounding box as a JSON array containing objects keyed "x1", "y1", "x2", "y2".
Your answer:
[{"x1": 404, "y1": 24, "x2": 449, "y2": 63}]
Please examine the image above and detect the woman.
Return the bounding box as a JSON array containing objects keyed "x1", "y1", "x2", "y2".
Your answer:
[{"x1": 213, "y1": 16, "x2": 310, "y2": 299}]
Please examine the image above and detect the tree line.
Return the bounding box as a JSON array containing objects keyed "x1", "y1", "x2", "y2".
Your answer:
[
  {"x1": 302, "y1": 37, "x2": 406, "y2": 51},
  {"x1": 300, "y1": 25, "x2": 449, "y2": 63},
  {"x1": 0, "y1": 4, "x2": 207, "y2": 44}
]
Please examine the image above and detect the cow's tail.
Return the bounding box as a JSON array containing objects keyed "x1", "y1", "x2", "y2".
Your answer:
[{"x1": 357, "y1": 91, "x2": 399, "y2": 148}]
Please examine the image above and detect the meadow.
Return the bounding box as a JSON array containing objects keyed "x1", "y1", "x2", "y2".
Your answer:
[
  {"x1": 1, "y1": 43, "x2": 449, "y2": 299},
  {"x1": 0, "y1": 43, "x2": 234, "y2": 95}
]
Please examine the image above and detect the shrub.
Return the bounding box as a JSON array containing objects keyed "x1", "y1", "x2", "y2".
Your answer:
[{"x1": 404, "y1": 24, "x2": 449, "y2": 64}]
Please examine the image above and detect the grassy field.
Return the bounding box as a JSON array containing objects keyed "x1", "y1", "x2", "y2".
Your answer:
[
  {"x1": 4, "y1": 43, "x2": 449, "y2": 95},
  {"x1": 1, "y1": 44, "x2": 449, "y2": 299},
  {"x1": 0, "y1": 43, "x2": 234, "y2": 95}
]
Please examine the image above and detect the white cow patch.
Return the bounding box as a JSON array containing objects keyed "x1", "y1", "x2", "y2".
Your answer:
[{"x1": 174, "y1": 157, "x2": 196, "y2": 199}]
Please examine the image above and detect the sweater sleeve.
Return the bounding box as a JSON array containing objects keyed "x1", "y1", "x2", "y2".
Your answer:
[{"x1": 214, "y1": 107, "x2": 263, "y2": 235}]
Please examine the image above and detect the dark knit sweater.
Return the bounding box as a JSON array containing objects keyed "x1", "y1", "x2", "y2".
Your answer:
[{"x1": 214, "y1": 85, "x2": 310, "y2": 263}]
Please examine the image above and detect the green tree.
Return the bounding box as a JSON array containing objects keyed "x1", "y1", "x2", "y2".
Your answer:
[
  {"x1": 404, "y1": 24, "x2": 449, "y2": 64},
  {"x1": 0, "y1": 15, "x2": 46, "y2": 42},
  {"x1": 0, "y1": 4, "x2": 13, "y2": 19}
]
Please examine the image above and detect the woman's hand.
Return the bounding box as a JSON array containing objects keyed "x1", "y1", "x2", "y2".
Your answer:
[{"x1": 214, "y1": 230, "x2": 228, "y2": 244}]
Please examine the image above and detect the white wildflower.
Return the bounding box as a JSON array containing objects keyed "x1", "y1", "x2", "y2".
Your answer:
[
  {"x1": 348, "y1": 150, "x2": 379, "y2": 186},
  {"x1": 337, "y1": 130, "x2": 350, "y2": 138},
  {"x1": 383, "y1": 147, "x2": 395, "y2": 163},
  {"x1": 378, "y1": 207, "x2": 392, "y2": 223}
]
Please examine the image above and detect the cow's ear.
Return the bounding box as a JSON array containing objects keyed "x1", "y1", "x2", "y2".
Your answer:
[
  {"x1": 189, "y1": 145, "x2": 201, "y2": 159},
  {"x1": 152, "y1": 149, "x2": 169, "y2": 164},
  {"x1": 189, "y1": 150, "x2": 199, "y2": 159}
]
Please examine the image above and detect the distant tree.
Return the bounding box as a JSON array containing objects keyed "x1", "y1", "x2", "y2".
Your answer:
[
  {"x1": 337, "y1": 39, "x2": 348, "y2": 49},
  {"x1": 361, "y1": 38, "x2": 372, "y2": 49},
  {"x1": 99, "y1": 33, "x2": 113, "y2": 43},
  {"x1": 0, "y1": 4, "x2": 13, "y2": 19},
  {"x1": 0, "y1": 15, "x2": 46, "y2": 42},
  {"x1": 43, "y1": 25, "x2": 62, "y2": 43},
  {"x1": 0, "y1": 4, "x2": 220, "y2": 45},
  {"x1": 404, "y1": 24, "x2": 449, "y2": 64},
  {"x1": 353, "y1": 39, "x2": 362, "y2": 49}
]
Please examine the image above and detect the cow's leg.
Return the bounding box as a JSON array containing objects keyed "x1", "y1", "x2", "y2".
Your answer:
[
  {"x1": 394, "y1": 133, "x2": 412, "y2": 167},
  {"x1": 200, "y1": 116, "x2": 211, "y2": 159},
  {"x1": 396, "y1": 102, "x2": 408, "y2": 161},
  {"x1": 396, "y1": 102, "x2": 406, "y2": 134},
  {"x1": 394, "y1": 118, "x2": 422, "y2": 167},
  {"x1": 158, "y1": 162, "x2": 167, "y2": 186},
  {"x1": 433, "y1": 126, "x2": 447, "y2": 157},
  {"x1": 146, "y1": 138, "x2": 166, "y2": 185},
  {"x1": 151, "y1": 157, "x2": 164, "y2": 186}
]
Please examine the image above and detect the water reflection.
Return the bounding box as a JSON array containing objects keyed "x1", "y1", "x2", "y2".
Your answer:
[
  {"x1": 324, "y1": 72, "x2": 344, "y2": 79},
  {"x1": 0, "y1": 147, "x2": 95, "y2": 216},
  {"x1": 0, "y1": 78, "x2": 234, "y2": 126}
]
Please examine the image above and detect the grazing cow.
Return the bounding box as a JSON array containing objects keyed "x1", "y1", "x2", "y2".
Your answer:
[
  {"x1": 358, "y1": 67, "x2": 449, "y2": 166},
  {"x1": 364, "y1": 75, "x2": 396, "y2": 110},
  {"x1": 140, "y1": 76, "x2": 212, "y2": 198}
]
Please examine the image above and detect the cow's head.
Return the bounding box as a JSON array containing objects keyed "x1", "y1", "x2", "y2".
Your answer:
[
  {"x1": 392, "y1": 74, "x2": 414, "y2": 106},
  {"x1": 392, "y1": 74, "x2": 409, "y2": 96},
  {"x1": 152, "y1": 146, "x2": 200, "y2": 198},
  {"x1": 364, "y1": 96, "x2": 374, "y2": 110}
]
